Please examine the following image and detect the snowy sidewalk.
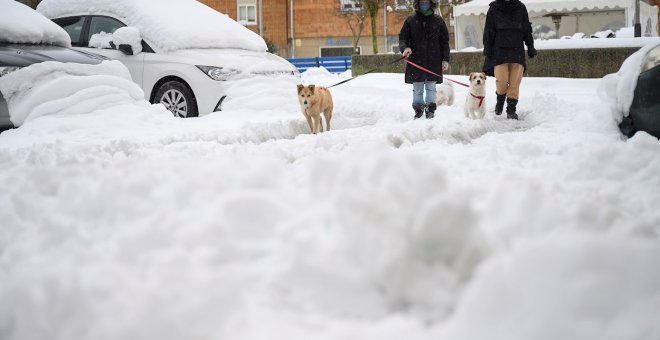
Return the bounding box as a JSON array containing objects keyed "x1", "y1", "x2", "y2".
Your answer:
[{"x1": 1, "y1": 68, "x2": 659, "y2": 340}]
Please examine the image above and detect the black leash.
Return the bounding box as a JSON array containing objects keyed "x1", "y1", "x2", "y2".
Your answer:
[{"x1": 327, "y1": 56, "x2": 405, "y2": 89}]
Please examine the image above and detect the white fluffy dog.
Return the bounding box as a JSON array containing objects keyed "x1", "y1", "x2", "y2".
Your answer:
[
  {"x1": 435, "y1": 81, "x2": 455, "y2": 107},
  {"x1": 464, "y1": 72, "x2": 487, "y2": 119}
]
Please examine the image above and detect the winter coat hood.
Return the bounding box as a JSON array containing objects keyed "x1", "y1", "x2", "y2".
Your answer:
[
  {"x1": 493, "y1": 0, "x2": 521, "y2": 10},
  {"x1": 414, "y1": 0, "x2": 438, "y2": 12}
]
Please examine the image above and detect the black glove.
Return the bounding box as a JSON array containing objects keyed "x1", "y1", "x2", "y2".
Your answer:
[{"x1": 527, "y1": 48, "x2": 537, "y2": 58}]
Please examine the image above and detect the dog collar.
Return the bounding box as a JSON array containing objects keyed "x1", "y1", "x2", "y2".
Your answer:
[{"x1": 470, "y1": 93, "x2": 485, "y2": 107}]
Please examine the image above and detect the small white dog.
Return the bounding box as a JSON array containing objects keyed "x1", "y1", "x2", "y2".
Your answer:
[
  {"x1": 435, "y1": 81, "x2": 455, "y2": 107},
  {"x1": 464, "y1": 72, "x2": 487, "y2": 120}
]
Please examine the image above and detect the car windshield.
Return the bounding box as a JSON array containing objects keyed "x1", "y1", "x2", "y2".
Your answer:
[
  {"x1": 0, "y1": 0, "x2": 71, "y2": 47},
  {"x1": 37, "y1": 0, "x2": 266, "y2": 53}
]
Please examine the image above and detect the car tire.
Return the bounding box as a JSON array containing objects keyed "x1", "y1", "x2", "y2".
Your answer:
[
  {"x1": 618, "y1": 115, "x2": 637, "y2": 138},
  {"x1": 154, "y1": 81, "x2": 198, "y2": 118}
]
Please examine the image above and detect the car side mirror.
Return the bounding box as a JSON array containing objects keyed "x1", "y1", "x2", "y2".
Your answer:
[
  {"x1": 117, "y1": 44, "x2": 134, "y2": 56},
  {"x1": 111, "y1": 27, "x2": 143, "y2": 55}
]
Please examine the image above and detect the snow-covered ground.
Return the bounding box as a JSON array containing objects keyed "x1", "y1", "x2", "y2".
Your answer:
[{"x1": 1, "y1": 58, "x2": 659, "y2": 340}]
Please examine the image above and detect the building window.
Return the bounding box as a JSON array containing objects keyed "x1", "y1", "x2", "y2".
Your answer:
[
  {"x1": 394, "y1": 0, "x2": 411, "y2": 11},
  {"x1": 238, "y1": 0, "x2": 257, "y2": 25},
  {"x1": 340, "y1": 0, "x2": 362, "y2": 12}
]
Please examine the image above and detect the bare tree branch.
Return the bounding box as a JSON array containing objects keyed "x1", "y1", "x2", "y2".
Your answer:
[{"x1": 335, "y1": 0, "x2": 368, "y2": 54}]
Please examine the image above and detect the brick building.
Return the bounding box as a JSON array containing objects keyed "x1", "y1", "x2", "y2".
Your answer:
[
  {"x1": 199, "y1": 0, "x2": 413, "y2": 58},
  {"x1": 657, "y1": 0, "x2": 660, "y2": 34}
]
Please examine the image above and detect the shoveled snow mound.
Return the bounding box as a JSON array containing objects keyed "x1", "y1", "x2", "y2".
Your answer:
[
  {"x1": 1, "y1": 67, "x2": 660, "y2": 340},
  {"x1": 440, "y1": 235, "x2": 660, "y2": 340},
  {"x1": 0, "y1": 61, "x2": 144, "y2": 126}
]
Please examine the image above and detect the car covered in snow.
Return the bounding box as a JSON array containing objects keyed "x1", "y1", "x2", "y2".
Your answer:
[
  {"x1": 618, "y1": 43, "x2": 660, "y2": 138},
  {"x1": 0, "y1": 0, "x2": 106, "y2": 130},
  {"x1": 37, "y1": 0, "x2": 299, "y2": 118},
  {"x1": 600, "y1": 42, "x2": 660, "y2": 139}
]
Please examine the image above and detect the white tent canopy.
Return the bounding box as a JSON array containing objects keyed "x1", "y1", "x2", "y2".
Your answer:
[{"x1": 453, "y1": 0, "x2": 659, "y2": 50}]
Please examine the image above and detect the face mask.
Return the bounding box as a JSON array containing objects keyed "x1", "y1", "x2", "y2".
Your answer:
[{"x1": 420, "y1": 3, "x2": 430, "y2": 11}]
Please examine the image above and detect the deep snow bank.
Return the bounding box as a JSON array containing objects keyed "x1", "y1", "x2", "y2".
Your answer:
[
  {"x1": 1, "y1": 67, "x2": 659, "y2": 340},
  {"x1": 0, "y1": 61, "x2": 144, "y2": 126},
  {"x1": 440, "y1": 235, "x2": 660, "y2": 340}
]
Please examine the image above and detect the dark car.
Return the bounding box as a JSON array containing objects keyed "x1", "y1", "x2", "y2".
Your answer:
[
  {"x1": 618, "y1": 43, "x2": 660, "y2": 138},
  {"x1": 0, "y1": 43, "x2": 106, "y2": 130}
]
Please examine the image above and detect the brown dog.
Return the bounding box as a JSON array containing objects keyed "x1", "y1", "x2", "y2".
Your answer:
[{"x1": 297, "y1": 84, "x2": 333, "y2": 134}]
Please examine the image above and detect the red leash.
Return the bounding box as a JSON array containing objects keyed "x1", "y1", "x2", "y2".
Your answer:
[{"x1": 403, "y1": 58, "x2": 470, "y2": 88}]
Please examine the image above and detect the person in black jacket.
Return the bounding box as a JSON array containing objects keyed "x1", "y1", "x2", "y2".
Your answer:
[
  {"x1": 399, "y1": 0, "x2": 450, "y2": 119},
  {"x1": 483, "y1": 0, "x2": 537, "y2": 120}
]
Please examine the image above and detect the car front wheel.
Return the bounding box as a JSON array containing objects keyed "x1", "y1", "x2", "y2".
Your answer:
[{"x1": 155, "y1": 81, "x2": 198, "y2": 118}]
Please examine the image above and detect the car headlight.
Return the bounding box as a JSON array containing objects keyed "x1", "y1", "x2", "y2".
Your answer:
[
  {"x1": 196, "y1": 65, "x2": 240, "y2": 81},
  {"x1": 0, "y1": 66, "x2": 20, "y2": 77}
]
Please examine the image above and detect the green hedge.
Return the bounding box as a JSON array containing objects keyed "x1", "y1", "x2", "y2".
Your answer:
[{"x1": 351, "y1": 47, "x2": 641, "y2": 78}]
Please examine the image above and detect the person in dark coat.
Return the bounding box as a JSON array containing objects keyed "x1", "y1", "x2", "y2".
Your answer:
[
  {"x1": 483, "y1": 0, "x2": 537, "y2": 120},
  {"x1": 399, "y1": 0, "x2": 450, "y2": 119}
]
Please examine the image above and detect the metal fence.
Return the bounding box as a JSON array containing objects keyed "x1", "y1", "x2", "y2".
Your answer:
[{"x1": 287, "y1": 56, "x2": 352, "y2": 73}]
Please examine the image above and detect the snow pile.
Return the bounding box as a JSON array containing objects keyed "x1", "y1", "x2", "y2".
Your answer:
[
  {"x1": 0, "y1": 0, "x2": 70, "y2": 46},
  {"x1": 1, "y1": 66, "x2": 660, "y2": 340},
  {"x1": 440, "y1": 235, "x2": 660, "y2": 340},
  {"x1": 221, "y1": 75, "x2": 301, "y2": 112},
  {"x1": 616, "y1": 26, "x2": 635, "y2": 38},
  {"x1": 591, "y1": 29, "x2": 615, "y2": 38},
  {"x1": 112, "y1": 27, "x2": 143, "y2": 54},
  {"x1": 0, "y1": 61, "x2": 145, "y2": 126},
  {"x1": 533, "y1": 37, "x2": 660, "y2": 50},
  {"x1": 88, "y1": 32, "x2": 113, "y2": 49},
  {"x1": 37, "y1": 0, "x2": 266, "y2": 52},
  {"x1": 299, "y1": 66, "x2": 346, "y2": 82},
  {"x1": 460, "y1": 37, "x2": 660, "y2": 51},
  {"x1": 597, "y1": 41, "x2": 660, "y2": 121},
  {"x1": 88, "y1": 28, "x2": 142, "y2": 53},
  {"x1": 561, "y1": 32, "x2": 586, "y2": 39}
]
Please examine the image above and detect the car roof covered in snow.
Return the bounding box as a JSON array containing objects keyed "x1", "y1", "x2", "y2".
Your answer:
[
  {"x1": 0, "y1": 0, "x2": 71, "y2": 47},
  {"x1": 36, "y1": 0, "x2": 267, "y2": 53}
]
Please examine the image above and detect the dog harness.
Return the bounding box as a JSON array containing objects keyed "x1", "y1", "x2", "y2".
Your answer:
[{"x1": 470, "y1": 93, "x2": 485, "y2": 107}]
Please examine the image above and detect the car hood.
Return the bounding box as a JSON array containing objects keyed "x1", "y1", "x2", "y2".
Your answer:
[
  {"x1": 0, "y1": 44, "x2": 106, "y2": 67},
  {"x1": 167, "y1": 49, "x2": 297, "y2": 74}
]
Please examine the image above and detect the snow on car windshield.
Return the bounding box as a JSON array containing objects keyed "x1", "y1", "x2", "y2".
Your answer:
[
  {"x1": 0, "y1": 0, "x2": 71, "y2": 46},
  {"x1": 37, "y1": 0, "x2": 267, "y2": 53}
]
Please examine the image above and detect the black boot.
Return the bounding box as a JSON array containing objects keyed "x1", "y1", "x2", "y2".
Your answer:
[
  {"x1": 413, "y1": 103, "x2": 424, "y2": 119},
  {"x1": 495, "y1": 92, "x2": 506, "y2": 115},
  {"x1": 425, "y1": 102, "x2": 436, "y2": 119},
  {"x1": 506, "y1": 98, "x2": 519, "y2": 120}
]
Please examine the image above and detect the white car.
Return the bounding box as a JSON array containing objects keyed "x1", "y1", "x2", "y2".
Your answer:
[
  {"x1": 1, "y1": 0, "x2": 107, "y2": 130},
  {"x1": 37, "y1": 0, "x2": 299, "y2": 118}
]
